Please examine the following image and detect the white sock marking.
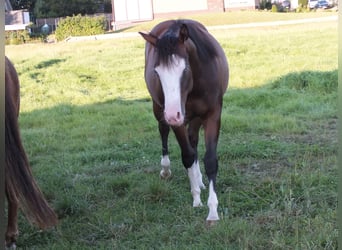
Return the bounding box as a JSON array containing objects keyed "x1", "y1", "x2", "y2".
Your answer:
[
  {"x1": 206, "y1": 181, "x2": 219, "y2": 221},
  {"x1": 160, "y1": 155, "x2": 171, "y2": 179},
  {"x1": 188, "y1": 161, "x2": 205, "y2": 207}
]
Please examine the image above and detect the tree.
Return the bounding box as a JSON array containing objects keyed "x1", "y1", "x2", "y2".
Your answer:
[
  {"x1": 10, "y1": 0, "x2": 36, "y2": 12},
  {"x1": 34, "y1": 0, "x2": 111, "y2": 18}
]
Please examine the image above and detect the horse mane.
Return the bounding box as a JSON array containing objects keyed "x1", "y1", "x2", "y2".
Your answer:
[
  {"x1": 156, "y1": 20, "x2": 218, "y2": 65},
  {"x1": 156, "y1": 29, "x2": 180, "y2": 66}
]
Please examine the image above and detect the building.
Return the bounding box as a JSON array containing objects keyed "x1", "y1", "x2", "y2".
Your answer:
[
  {"x1": 5, "y1": 0, "x2": 31, "y2": 31},
  {"x1": 112, "y1": 0, "x2": 256, "y2": 25}
]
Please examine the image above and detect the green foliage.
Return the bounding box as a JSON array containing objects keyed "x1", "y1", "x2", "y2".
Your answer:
[
  {"x1": 55, "y1": 14, "x2": 107, "y2": 41},
  {"x1": 271, "y1": 4, "x2": 278, "y2": 12},
  {"x1": 259, "y1": 0, "x2": 273, "y2": 9},
  {"x1": 5, "y1": 30, "x2": 31, "y2": 45},
  {"x1": 296, "y1": 4, "x2": 311, "y2": 12},
  {"x1": 33, "y1": 0, "x2": 111, "y2": 18},
  {"x1": 298, "y1": 0, "x2": 309, "y2": 7},
  {"x1": 10, "y1": 0, "x2": 35, "y2": 11}
]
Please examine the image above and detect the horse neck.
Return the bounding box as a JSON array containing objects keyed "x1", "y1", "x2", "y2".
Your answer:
[{"x1": 185, "y1": 39, "x2": 201, "y2": 69}]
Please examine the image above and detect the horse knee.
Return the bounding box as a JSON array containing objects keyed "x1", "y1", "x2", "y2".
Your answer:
[{"x1": 182, "y1": 152, "x2": 196, "y2": 169}]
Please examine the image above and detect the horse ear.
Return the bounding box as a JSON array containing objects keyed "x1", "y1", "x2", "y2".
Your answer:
[
  {"x1": 139, "y1": 32, "x2": 158, "y2": 47},
  {"x1": 179, "y1": 24, "x2": 189, "y2": 43}
]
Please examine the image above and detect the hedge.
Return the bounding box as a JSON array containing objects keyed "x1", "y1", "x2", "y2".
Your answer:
[{"x1": 55, "y1": 14, "x2": 107, "y2": 41}]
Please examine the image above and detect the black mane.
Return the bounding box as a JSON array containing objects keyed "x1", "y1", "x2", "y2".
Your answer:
[
  {"x1": 156, "y1": 20, "x2": 218, "y2": 66},
  {"x1": 156, "y1": 31, "x2": 179, "y2": 66}
]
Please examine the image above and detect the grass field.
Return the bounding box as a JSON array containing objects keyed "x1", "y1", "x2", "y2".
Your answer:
[
  {"x1": 120, "y1": 11, "x2": 337, "y2": 32},
  {"x1": 5, "y1": 12, "x2": 338, "y2": 249}
]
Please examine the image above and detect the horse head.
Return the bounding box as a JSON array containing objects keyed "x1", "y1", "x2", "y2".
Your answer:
[{"x1": 139, "y1": 23, "x2": 193, "y2": 126}]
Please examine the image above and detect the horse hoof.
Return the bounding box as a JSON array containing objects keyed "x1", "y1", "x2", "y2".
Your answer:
[
  {"x1": 160, "y1": 170, "x2": 171, "y2": 180},
  {"x1": 6, "y1": 242, "x2": 17, "y2": 250},
  {"x1": 193, "y1": 201, "x2": 203, "y2": 207},
  {"x1": 206, "y1": 220, "x2": 218, "y2": 228}
]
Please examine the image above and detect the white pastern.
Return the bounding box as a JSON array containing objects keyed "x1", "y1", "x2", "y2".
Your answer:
[
  {"x1": 155, "y1": 55, "x2": 186, "y2": 126},
  {"x1": 6, "y1": 242, "x2": 17, "y2": 250},
  {"x1": 160, "y1": 155, "x2": 171, "y2": 179},
  {"x1": 206, "y1": 181, "x2": 219, "y2": 221},
  {"x1": 188, "y1": 161, "x2": 205, "y2": 207}
]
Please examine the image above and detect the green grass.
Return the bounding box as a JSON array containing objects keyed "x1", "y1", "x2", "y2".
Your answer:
[{"x1": 5, "y1": 12, "x2": 337, "y2": 249}]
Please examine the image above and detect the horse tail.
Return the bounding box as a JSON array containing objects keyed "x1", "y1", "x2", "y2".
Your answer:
[{"x1": 5, "y1": 57, "x2": 58, "y2": 229}]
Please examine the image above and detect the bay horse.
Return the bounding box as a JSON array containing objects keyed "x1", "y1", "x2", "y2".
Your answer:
[
  {"x1": 139, "y1": 19, "x2": 229, "y2": 224},
  {"x1": 5, "y1": 56, "x2": 58, "y2": 248}
]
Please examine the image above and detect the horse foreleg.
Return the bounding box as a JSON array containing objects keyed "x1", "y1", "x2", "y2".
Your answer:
[
  {"x1": 159, "y1": 122, "x2": 171, "y2": 179},
  {"x1": 188, "y1": 160, "x2": 205, "y2": 207},
  {"x1": 206, "y1": 180, "x2": 219, "y2": 223},
  {"x1": 204, "y1": 147, "x2": 219, "y2": 223},
  {"x1": 204, "y1": 153, "x2": 220, "y2": 223},
  {"x1": 172, "y1": 125, "x2": 205, "y2": 207},
  {"x1": 203, "y1": 115, "x2": 221, "y2": 223},
  {"x1": 5, "y1": 191, "x2": 19, "y2": 249},
  {"x1": 187, "y1": 118, "x2": 205, "y2": 206},
  {"x1": 160, "y1": 155, "x2": 171, "y2": 179}
]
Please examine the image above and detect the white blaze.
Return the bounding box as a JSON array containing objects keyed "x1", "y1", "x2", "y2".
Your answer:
[{"x1": 155, "y1": 55, "x2": 186, "y2": 126}]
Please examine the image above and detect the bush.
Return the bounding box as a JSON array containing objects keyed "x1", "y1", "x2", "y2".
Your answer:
[
  {"x1": 5, "y1": 30, "x2": 31, "y2": 45},
  {"x1": 271, "y1": 4, "x2": 278, "y2": 12},
  {"x1": 295, "y1": 4, "x2": 311, "y2": 12},
  {"x1": 55, "y1": 14, "x2": 107, "y2": 41},
  {"x1": 259, "y1": 0, "x2": 273, "y2": 9}
]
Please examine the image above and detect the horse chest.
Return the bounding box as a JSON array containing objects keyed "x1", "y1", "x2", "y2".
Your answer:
[{"x1": 185, "y1": 96, "x2": 211, "y2": 118}]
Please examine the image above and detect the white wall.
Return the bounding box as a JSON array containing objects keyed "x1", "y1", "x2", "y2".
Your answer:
[
  {"x1": 224, "y1": 0, "x2": 255, "y2": 9},
  {"x1": 152, "y1": 0, "x2": 208, "y2": 13},
  {"x1": 23, "y1": 11, "x2": 30, "y2": 23},
  {"x1": 114, "y1": 0, "x2": 153, "y2": 22}
]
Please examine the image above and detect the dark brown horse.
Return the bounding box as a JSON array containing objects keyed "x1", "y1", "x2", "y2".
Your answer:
[
  {"x1": 139, "y1": 20, "x2": 229, "y2": 224},
  {"x1": 5, "y1": 56, "x2": 58, "y2": 248}
]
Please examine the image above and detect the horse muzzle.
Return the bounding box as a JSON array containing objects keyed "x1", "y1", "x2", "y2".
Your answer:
[{"x1": 164, "y1": 110, "x2": 184, "y2": 126}]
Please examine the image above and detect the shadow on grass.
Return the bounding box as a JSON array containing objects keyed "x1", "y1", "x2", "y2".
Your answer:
[{"x1": 35, "y1": 58, "x2": 67, "y2": 69}]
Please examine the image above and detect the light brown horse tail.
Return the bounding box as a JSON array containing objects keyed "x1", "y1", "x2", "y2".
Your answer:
[{"x1": 5, "y1": 57, "x2": 58, "y2": 229}]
